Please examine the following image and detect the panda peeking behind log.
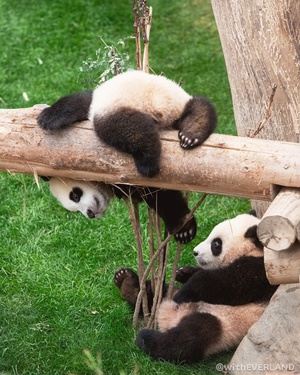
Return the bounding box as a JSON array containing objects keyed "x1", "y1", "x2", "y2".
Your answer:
[
  {"x1": 114, "y1": 212, "x2": 279, "y2": 364},
  {"x1": 37, "y1": 70, "x2": 217, "y2": 178},
  {"x1": 42, "y1": 176, "x2": 197, "y2": 243}
]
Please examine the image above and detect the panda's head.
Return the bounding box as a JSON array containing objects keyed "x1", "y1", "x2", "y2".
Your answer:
[
  {"x1": 45, "y1": 177, "x2": 112, "y2": 219},
  {"x1": 193, "y1": 213, "x2": 262, "y2": 270}
]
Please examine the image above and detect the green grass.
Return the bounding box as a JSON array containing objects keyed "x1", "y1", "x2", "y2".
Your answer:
[{"x1": 0, "y1": 1, "x2": 250, "y2": 374}]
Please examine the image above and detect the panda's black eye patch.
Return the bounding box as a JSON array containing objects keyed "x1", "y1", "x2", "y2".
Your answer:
[
  {"x1": 211, "y1": 238, "x2": 222, "y2": 256},
  {"x1": 69, "y1": 187, "x2": 83, "y2": 203}
]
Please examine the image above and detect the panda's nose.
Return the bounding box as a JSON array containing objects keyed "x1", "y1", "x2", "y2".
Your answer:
[
  {"x1": 87, "y1": 209, "x2": 96, "y2": 219},
  {"x1": 193, "y1": 250, "x2": 198, "y2": 257}
]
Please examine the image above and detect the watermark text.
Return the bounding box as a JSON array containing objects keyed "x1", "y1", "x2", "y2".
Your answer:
[{"x1": 216, "y1": 362, "x2": 295, "y2": 372}]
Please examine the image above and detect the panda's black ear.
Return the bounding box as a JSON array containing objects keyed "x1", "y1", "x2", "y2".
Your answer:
[
  {"x1": 244, "y1": 225, "x2": 263, "y2": 250},
  {"x1": 40, "y1": 176, "x2": 51, "y2": 181},
  {"x1": 248, "y1": 209, "x2": 257, "y2": 217}
]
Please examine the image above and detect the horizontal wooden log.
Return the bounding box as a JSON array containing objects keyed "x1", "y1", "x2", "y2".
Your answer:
[
  {"x1": 257, "y1": 188, "x2": 300, "y2": 251},
  {"x1": 264, "y1": 241, "x2": 300, "y2": 285},
  {"x1": 1, "y1": 106, "x2": 300, "y2": 200}
]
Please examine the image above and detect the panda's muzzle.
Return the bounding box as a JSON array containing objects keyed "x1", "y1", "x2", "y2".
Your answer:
[
  {"x1": 85, "y1": 196, "x2": 106, "y2": 219},
  {"x1": 87, "y1": 209, "x2": 96, "y2": 219}
]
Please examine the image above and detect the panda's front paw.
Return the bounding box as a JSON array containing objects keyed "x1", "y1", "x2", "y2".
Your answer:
[
  {"x1": 179, "y1": 132, "x2": 200, "y2": 149},
  {"x1": 174, "y1": 216, "x2": 197, "y2": 244},
  {"x1": 175, "y1": 266, "x2": 197, "y2": 283}
]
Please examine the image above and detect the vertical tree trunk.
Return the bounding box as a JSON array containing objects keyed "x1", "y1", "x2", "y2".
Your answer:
[{"x1": 211, "y1": 0, "x2": 300, "y2": 216}]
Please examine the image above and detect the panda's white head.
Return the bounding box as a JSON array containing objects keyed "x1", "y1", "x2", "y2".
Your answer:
[
  {"x1": 46, "y1": 177, "x2": 113, "y2": 219},
  {"x1": 193, "y1": 213, "x2": 262, "y2": 270}
]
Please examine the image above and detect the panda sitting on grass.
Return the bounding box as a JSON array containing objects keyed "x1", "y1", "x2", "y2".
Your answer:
[{"x1": 114, "y1": 212, "x2": 278, "y2": 364}]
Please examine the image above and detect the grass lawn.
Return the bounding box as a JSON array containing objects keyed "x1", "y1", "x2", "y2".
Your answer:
[{"x1": 0, "y1": 1, "x2": 250, "y2": 374}]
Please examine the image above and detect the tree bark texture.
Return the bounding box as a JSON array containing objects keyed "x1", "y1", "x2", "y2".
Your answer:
[
  {"x1": 257, "y1": 188, "x2": 300, "y2": 251},
  {"x1": 211, "y1": 0, "x2": 300, "y2": 217},
  {"x1": 211, "y1": 0, "x2": 300, "y2": 142},
  {"x1": 0, "y1": 106, "x2": 300, "y2": 201},
  {"x1": 264, "y1": 241, "x2": 300, "y2": 285}
]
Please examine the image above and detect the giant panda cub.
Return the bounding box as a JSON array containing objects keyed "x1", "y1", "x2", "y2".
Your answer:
[
  {"x1": 37, "y1": 70, "x2": 217, "y2": 177},
  {"x1": 114, "y1": 213, "x2": 278, "y2": 363},
  {"x1": 44, "y1": 176, "x2": 197, "y2": 243}
]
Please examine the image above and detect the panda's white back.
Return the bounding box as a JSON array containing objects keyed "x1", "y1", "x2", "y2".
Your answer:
[{"x1": 89, "y1": 70, "x2": 191, "y2": 129}]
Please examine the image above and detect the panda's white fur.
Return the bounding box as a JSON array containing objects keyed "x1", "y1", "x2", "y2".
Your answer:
[
  {"x1": 48, "y1": 177, "x2": 112, "y2": 219},
  {"x1": 133, "y1": 213, "x2": 278, "y2": 363},
  {"x1": 156, "y1": 214, "x2": 265, "y2": 353},
  {"x1": 157, "y1": 299, "x2": 267, "y2": 357},
  {"x1": 38, "y1": 70, "x2": 217, "y2": 178},
  {"x1": 89, "y1": 70, "x2": 191, "y2": 129},
  {"x1": 193, "y1": 213, "x2": 261, "y2": 269}
]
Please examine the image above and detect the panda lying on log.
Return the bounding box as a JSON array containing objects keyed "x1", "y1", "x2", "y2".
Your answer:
[
  {"x1": 42, "y1": 176, "x2": 197, "y2": 243},
  {"x1": 38, "y1": 71, "x2": 217, "y2": 243},
  {"x1": 37, "y1": 70, "x2": 217, "y2": 178},
  {"x1": 114, "y1": 212, "x2": 279, "y2": 364}
]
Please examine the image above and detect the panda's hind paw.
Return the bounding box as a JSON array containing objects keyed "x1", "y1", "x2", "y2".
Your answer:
[
  {"x1": 179, "y1": 132, "x2": 199, "y2": 149},
  {"x1": 113, "y1": 267, "x2": 138, "y2": 289},
  {"x1": 114, "y1": 268, "x2": 140, "y2": 306},
  {"x1": 174, "y1": 217, "x2": 197, "y2": 244}
]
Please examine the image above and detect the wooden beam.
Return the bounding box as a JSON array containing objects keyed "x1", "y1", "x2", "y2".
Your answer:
[{"x1": 1, "y1": 106, "x2": 300, "y2": 200}]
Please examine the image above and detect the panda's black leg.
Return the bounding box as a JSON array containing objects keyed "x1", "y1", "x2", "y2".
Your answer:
[
  {"x1": 37, "y1": 91, "x2": 93, "y2": 131},
  {"x1": 174, "y1": 97, "x2": 217, "y2": 149},
  {"x1": 94, "y1": 109, "x2": 161, "y2": 177},
  {"x1": 114, "y1": 268, "x2": 156, "y2": 310},
  {"x1": 139, "y1": 189, "x2": 197, "y2": 244},
  {"x1": 114, "y1": 268, "x2": 140, "y2": 307},
  {"x1": 136, "y1": 312, "x2": 222, "y2": 363}
]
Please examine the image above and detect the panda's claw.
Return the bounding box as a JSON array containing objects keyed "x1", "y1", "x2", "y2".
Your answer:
[
  {"x1": 178, "y1": 132, "x2": 199, "y2": 150},
  {"x1": 174, "y1": 217, "x2": 197, "y2": 244},
  {"x1": 175, "y1": 266, "x2": 197, "y2": 283},
  {"x1": 114, "y1": 267, "x2": 137, "y2": 289}
]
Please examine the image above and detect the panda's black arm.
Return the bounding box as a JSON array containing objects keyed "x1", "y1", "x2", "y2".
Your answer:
[
  {"x1": 37, "y1": 91, "x2": 93, "y2": 131},
  {"x1": 173, "y1": 256, "x2": 278, "y2": 305},
  {"x1": 175, "y1": 266, "x2": 202, "y2": 284}
]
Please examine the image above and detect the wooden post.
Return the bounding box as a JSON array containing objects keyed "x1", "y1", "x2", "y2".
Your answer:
[
  {"x1": 264, "y1": 242, "x2": 300, "y2": 285},
  {"x1": 211, "y1": 0, "x2": 300, "y2": 143},
  {"x1": 297, "y1": 222, "x2": 300, "y2": 243},
  {"x1": 257, "y1": 188, "x2": 300, "y2": 251},
  {"x1": 257, "y1": 187, "x2": 300, "y2": 285},
  {"x1": 211, "y1": 1, "x2": 300, "y2": 217}
]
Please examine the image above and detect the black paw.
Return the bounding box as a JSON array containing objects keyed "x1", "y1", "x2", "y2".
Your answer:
[
  {"x1": 136, "y1": 329, "x2": 161, "y2": 354},
  {"x1": 113, "y1": 267, "x2": 138, "y2": 289},
  {"x1": 175, "y1": 266, "x2": 196, "y2": 283},
  {"x1": 178, "y1": 132, "x2": 200, "y2": 149},
  {"x1": 174, "y1": 217, "x2": 197, "y2": 244},
  {"x1": 114, "y1": 268, "x2": 140, "y2": 306},
  {"x1": 37, "y1": 107, "x2": 65, "y2": 131},
  {"x1": 134, "y1": 157, "x2": 160, "y2": 177},
  {"x1": 172, "y1": 290, "x2": 188, "y2": 304}
]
